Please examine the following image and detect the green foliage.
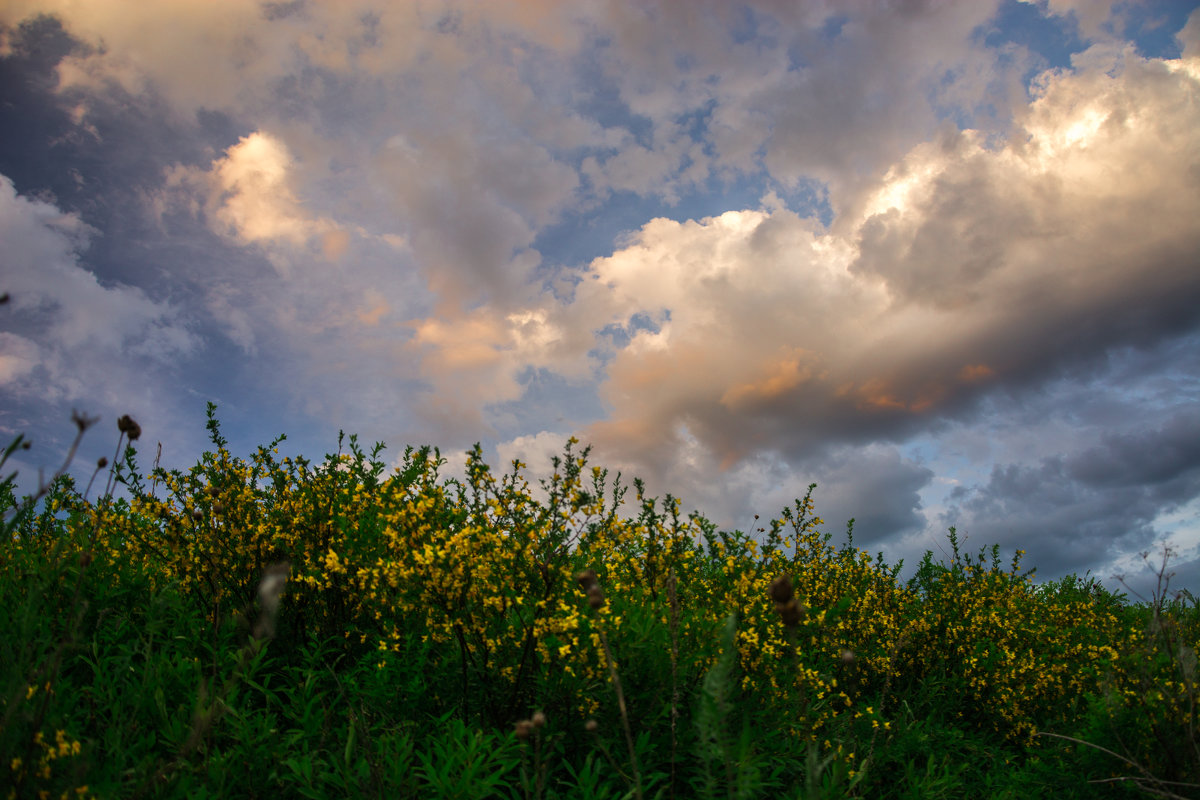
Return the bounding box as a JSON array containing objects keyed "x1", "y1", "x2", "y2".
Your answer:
[{"x1": 1, "y1": 409, "x2": 1196, "y2": 798}]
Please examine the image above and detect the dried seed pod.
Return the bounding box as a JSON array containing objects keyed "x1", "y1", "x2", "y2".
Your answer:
[
  {"x1": 777, "y1": 598, "x2": 805, "y2": 628},
  {"x1": 840, "y1": 649, "x2": 856, "y2": 665},
  {"x1": 584, "y1": 719, "x2": 599, "y2": 733},
  {"x1": 768, "y1": 575, "x2": 794, "y2": 604},
  {"x1": 531, "y1": 710, "x2": 546, "y2": 729},
  {"x1": 514, "y1": 720, "x2": 533, "y2": 741},
  {"x1": 576, "y1": 569, "x2": 598, "y2": 589},
  {"x1": 117, "y1": 414, "x2": 141, "y2": 441}
]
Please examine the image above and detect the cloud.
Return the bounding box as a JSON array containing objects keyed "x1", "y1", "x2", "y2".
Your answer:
[
  {"x1": 495, "y1": 430, "x2": 571, "y2": 484},
  {"x1": 1182, "y1": 9, "x2": 1200, "y2": 60},
  {"x1": 6, "y1": 1, "x2": 1040, "y2": 307},
  {"x1": 806, "y1": 446, "x2": 934, "y2": 547},
  {"x1": 209, "y1": 131, "x2": 325, "y2": 248},
  {"x1": 0, "y1": 332, "x2": 39, "y2": 385},
  {"x1": 0, "y1": 172, "x2": 203, "y2": 478},
  {"x1": 0, "y1": 174, "x2": 196, "y2": 399},
  {"x1": 551, "y1": 42, "x2": 1199, "y2": 480},
  {"x1": 942, "y1": 411, "x2": 1200, "y2": 579},
  {"x1": 1022, "y1": 0, "x2": 1117, "y2": 42},
  {"x1": 413, "y1": 20, "x2": 1200, "y2": 508}
]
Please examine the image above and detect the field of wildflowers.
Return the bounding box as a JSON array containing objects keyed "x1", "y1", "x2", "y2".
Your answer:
[{"x1": 1, "y1": 405, "x2": 1197, "y2": 799}]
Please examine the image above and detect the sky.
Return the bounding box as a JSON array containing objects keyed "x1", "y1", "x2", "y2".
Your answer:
[{"x1": 1, "y1": 0, "x2": 1199, "y2": 598}]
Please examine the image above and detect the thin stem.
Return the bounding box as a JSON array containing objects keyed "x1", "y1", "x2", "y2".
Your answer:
[{"x1": 598, "y1": 628, "x2": 643, "y2": 800}]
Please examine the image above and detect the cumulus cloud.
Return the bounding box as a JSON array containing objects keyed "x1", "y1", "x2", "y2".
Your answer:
[
  {"x1": 541, "y1": 42, "x2": 1199, "y2": 481},
  {"x1": 209, "y1": 131, "x2": 327, "y2": 249},
  {"x1": 464, "y1": 38, "x2": 1200, "y2": 548}
]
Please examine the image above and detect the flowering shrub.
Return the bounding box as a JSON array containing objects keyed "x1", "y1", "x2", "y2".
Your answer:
[{"x1": 2, "y1": 407, "x2": 1195, "y2": 798}]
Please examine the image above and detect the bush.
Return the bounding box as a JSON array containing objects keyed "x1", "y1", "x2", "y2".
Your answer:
[{"x1": 1, "y1": 408, "x2": 1194, "y2": 798}]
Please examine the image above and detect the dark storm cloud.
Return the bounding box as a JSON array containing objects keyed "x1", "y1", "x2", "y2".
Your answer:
[
  {"x1": 800, "y1": 446, "x2": 935, "y2": 548},
  {"x1": 942, "y1": 411, "x2": 1200, "y2": 580},
  {"x1": 1065, "y1": 414, "x2": 1200, "y2": 495}
]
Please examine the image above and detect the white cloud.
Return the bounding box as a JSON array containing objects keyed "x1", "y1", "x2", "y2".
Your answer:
[
  {"x1": 0, "y1": 332, "x2": 39, "y2": 386},
  {"x1": 210, "y1": 131, "x2": 322, "y2": 248},
  {"x1": 495, "y1": 430, "x2": 572, "y2": 483}
]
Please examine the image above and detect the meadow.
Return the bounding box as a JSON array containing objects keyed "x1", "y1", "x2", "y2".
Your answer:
[{"x1": 1, "y1": 404, "x2": 1197, "y2": 799}]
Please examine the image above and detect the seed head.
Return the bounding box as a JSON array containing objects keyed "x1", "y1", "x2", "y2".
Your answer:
[
  {"x1": 531, "y1": 710, "x2": 546, "y2": 729},
  {"x1": 514, "y1": 720, "x2": 533, "y2": 741},
  {"x1": 777, "y1": 598, "x2": 805, "y2": 627},
  {"x1": 117, "y1": 414, "x2": 141, "y2": 441},
  {"x1": 71, "y1": 409, "x2": 99, "y2": 433},
  {"x1": 840, "y1": 649, "x2": 856, "y2": 665},
  {"x1": 768, "y1": 575, "x2": 794, "y2": 605},
  {"x1": 576, "y1": 569, "x2": 598, "y2": 590},
  {"x1": 96, "y1": 457, "x2": 108, "y2": 469},
  {"x1": 769, "y1": 574, "x2": 805, "y2": 626},
  {"x1": 577, "y1": 569, "x2": 606, "y2": 608},
  {"x1": 584, "y1": 719, "x2": 599, "y2": 733}
]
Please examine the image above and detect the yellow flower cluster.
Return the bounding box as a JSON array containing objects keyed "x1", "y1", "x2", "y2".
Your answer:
[{"x1": 5, "y1": 728, "x2": 90, "y2": 800}]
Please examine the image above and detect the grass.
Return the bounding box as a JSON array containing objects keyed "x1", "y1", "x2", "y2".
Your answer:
[{"x1": 0, "y1": 405, "x2": 1197, "y2": 799}]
